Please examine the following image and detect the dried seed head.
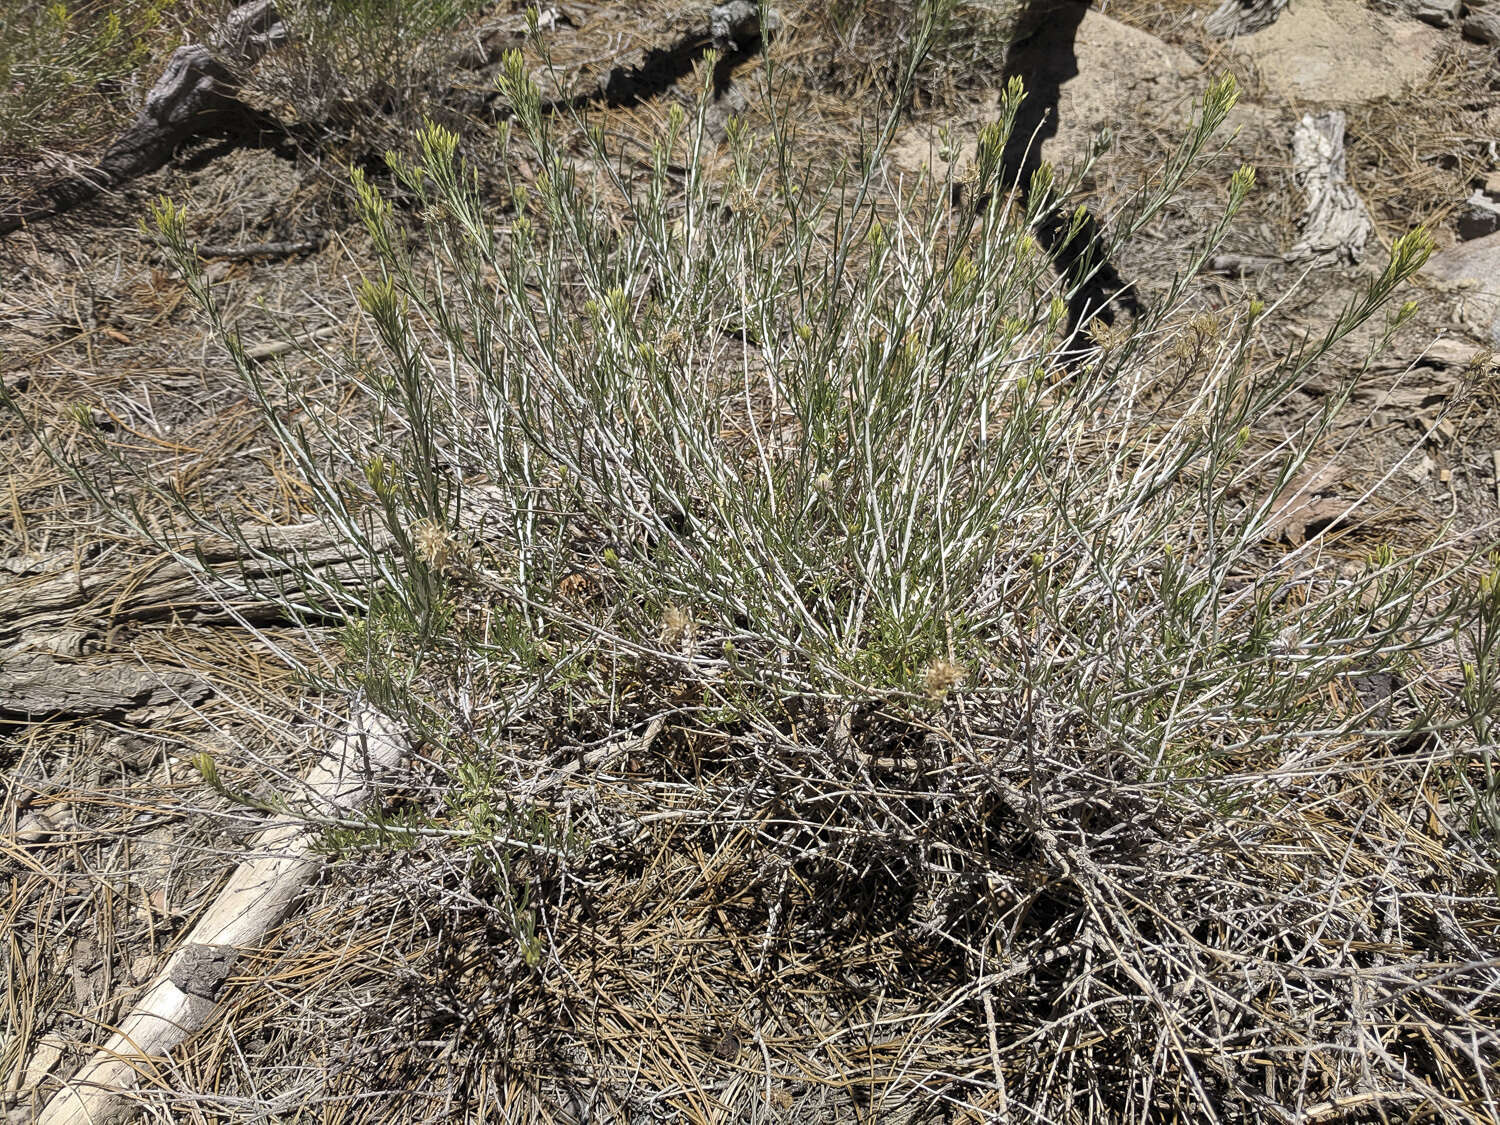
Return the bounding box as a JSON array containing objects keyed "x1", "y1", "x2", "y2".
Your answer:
[
  {"x1": 412, "y1": 518, "x2": 453, "y2": 570},
  {"x1": 555, "y1": 572, "x2": 594, "y2": 602},
  {"x1": 660, "y1": 604, "x2": 694, "y2": 646},
  {"x1": 1190, "y1": 312, "x2": 1222, "y2": 338},
  {"x1": 920, "y1": 658, "x2": 966, "y2": 701}
]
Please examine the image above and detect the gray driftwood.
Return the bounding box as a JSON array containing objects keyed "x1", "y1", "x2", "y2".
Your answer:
[
  {"x1": 0, "y1": 521, "x2": 370, "y2": 648},
  {"x1": 0, "y1": 651, "x2": 211, "y2": 717},
  {"x1": 0, "y1": 521, "x2": 373, "y2": 718},
  {"x1": 1287, "y1": 111, "x2": 1373, "y2": 266},
  {"x1": 0, "y1": 1, "x2": 287, "y2": 237},
  {"x1": 1204, "y1": 0, "x2": 1289, "y2": 36}
]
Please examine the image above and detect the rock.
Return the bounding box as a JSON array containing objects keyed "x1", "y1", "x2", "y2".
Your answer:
[
  {"x1": 1419, "y1": 335, "x2": 1487, "y2": 368},
  {"x1": 1052, "y1": 11, "x2": 1199, "y2": 166},
  {"x1": 1459, "y1": 189, "x2": 1500, "y2": 241},
  {"x1": 1233, "y1": 0, "x2": 1442, "y2": 104},
  {"x1": 1421, "y1": 231, "x2": 1500, "y2": 347},
  {"x1": 1463, "y1": 5, "x2": 1500, "y2": 41},
  {"x1": 889, "y1": 10, "x2": 1199, "y2": 176},
  {"x1": 1371, "y1": 0, "x2": 1461, "y2": 25}
]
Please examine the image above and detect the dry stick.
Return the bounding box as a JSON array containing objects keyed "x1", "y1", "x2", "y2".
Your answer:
[
  {"x1": 36, "y1": 706, "x2": 406, "y2": 1125},
  {"x1": 528, "y1": 716, "x2": 665, "y2": 801},
  {"x1": 242, "y1": 324, "x2": 340, "y2": 361},
  {"x1": 1206, "y1": 253, "x2": 1281, "y2": 277}
]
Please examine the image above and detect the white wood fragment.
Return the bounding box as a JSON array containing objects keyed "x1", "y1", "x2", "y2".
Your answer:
[{"x1": 36, "y1": 708, "x2": 406, "y2": 1125}]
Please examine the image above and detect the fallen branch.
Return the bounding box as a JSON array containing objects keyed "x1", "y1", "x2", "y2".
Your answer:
[
  {"x1": 242, "y1": 323, "x2": 340, "y2": 360},
  {"x1": 35, "y1": 707, "x2": 407, "y2": 1125},
  {"x1": 1465, "y1": 1, "x2": 1500, "y2": 42},
  {"x1": 1207, "y1": 252, "x2": 1282, "y2": 277},
  {"x1": 196, "y1": 236, "x2": 326, "y2": 261},
  {"x1": 596, "y1": 0, "x2": 768, "y2": 107}
]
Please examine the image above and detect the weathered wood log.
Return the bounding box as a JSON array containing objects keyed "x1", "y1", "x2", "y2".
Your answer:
[
  {"x1": 0, "y1": 2, "x2": 288, "y2": 237},
  {"x1": 0, "y1": 650, "x2": 211, "y2": 719},
  {"x1": 1287, "y1": 111, "x2": 1373, "y2": 266},
  {"x1": 0, "y1": 520, "x2": 379, "y2": 718},
  {"x1": 210, "y1": 0, "x2": 288, "y2": 60},
  {"x1": 35, "y1": 707, "x2": 407, "y2": 1125},
  {"x1": 0, "y1": 488, "x2": 525, "y2": 718},
  {"x1": 491, "y1": 0, "x2": 774, "y2": 115},
  {"x1": 1204, "y1": 0, "x2": 1289, "y2": 37},
  {"x1": 0, "y1": 521, "x2": 373, "y2": 649}
]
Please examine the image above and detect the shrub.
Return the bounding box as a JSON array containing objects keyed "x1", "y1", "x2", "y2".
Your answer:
[
  {"x1": 0, "y1": 0, "x2": 183, "y2": 159},
  {"x1": 250, "y1": 0, "x2": 491, "y2": 133},
  {"x1": 35, "y1": 22, "x2": 1498, "y2": 1121}
]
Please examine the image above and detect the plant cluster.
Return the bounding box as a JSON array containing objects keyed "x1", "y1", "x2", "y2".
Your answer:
[
  {"x1": 31, "y1": 12, "x2": 1499, "y2": 1119},
  {"x1": 0, "y1": 0, "x2": 180, "y2": 158}
]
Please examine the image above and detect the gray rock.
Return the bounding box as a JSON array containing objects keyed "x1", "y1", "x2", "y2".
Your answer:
[
  {"x1": 1421, "y1": 231, "x2": 1500, "y2": 347},
  {"x1": 1373, "y1": 0, "x2": 1462, "y2": 25},
  {"x1": 1464, "y1": 4, "x2": 1500, "y2": 40},
  {"x1": 1459, "y1": 189, "x2": 1500, "y2": 241}
]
